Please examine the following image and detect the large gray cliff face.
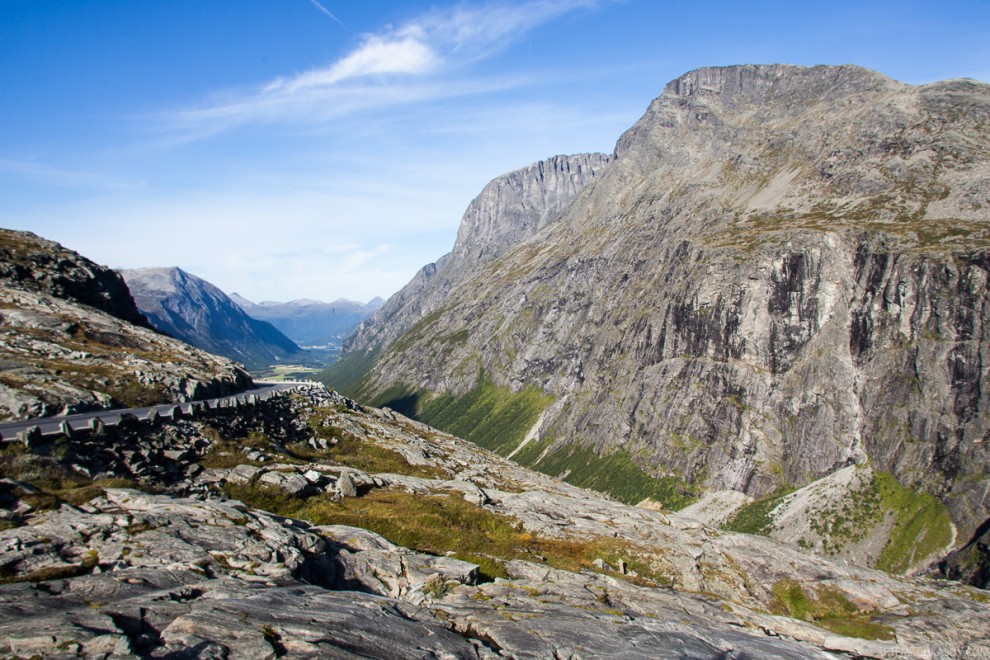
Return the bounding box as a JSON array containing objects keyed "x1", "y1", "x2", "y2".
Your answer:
[
  {"x1": 335, "y1": 65, "x2": 990, "y2": 543},
  {"x1": 344, "y1": 153, "x2": 613, "y2": 356}
]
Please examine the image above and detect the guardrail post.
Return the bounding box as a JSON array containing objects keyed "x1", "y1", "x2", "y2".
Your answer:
[
  {"x1": 88, "y1": 417, "x2": 105, "y2": 435},
  {"x1": 18, "y1": 425, "x2": 42, "y2": 447}
]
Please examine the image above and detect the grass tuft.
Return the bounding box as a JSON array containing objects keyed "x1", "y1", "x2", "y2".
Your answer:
[
  {"x1": 513, "y1": 435, "x2": 698, "y2": 509},
  {"x1": 769, "y1": 579, "x2": 895, "y2": 641},
  {"x1": 222, "y1": 484, "x2": 674, "y2": 586},
  {"x1": 872, "y1": 472, "x2": 953, "y2": 573},
  {"x1": 722, "y1": 486, "x2": 794, "y2": 536}
]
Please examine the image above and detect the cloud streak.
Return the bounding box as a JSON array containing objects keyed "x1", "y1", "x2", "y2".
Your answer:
[
  {"x1": 163, "y1": 1, "x2": 602, "y2": 136},
  {"x1": 410, "y1": 0, "x2": 599, "y2": 60},
  {"x1": 267, "y1": 36, "x2": 439, "y2": 92},
  {"x1": 306, "y1": 0, "x2": 344, "y2": 27}
]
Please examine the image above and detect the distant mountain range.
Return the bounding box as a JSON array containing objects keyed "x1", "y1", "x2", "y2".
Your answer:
[
  {"x1": 230, "y1": 293, "x2": 382, "y2": 347},
  {"x1": 121, "y1": 267, "x2": 301, "y2": 371}
]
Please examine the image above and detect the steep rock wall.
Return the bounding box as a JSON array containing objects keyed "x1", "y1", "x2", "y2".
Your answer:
[
  {"x1": 341, "y1": 153, "x2": 614, "y2": 357},
  {"x1": 329, "y1": 65, "x2": 990, "y2": 542}
]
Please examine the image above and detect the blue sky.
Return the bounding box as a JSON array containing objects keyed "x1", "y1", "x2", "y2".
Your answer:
[{"x1": 1, "y1": 1, "x2": 988, "y2": 303}]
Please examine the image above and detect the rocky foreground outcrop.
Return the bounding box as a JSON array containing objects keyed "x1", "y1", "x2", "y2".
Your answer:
[
  {"x1": 2, "y1": 384, "x2": 989, "y2": 657},
  {"x1": 327, "y1": 65, "x2": 990, "y2": 562},
  {"x1": 0, "y1": 229, "x2": 150, "y2": 329},
  {"x1": 0, "y1": 230, "x2": 252, "y2": 420}
]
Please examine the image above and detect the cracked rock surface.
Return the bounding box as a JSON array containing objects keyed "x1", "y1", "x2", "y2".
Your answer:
[{"x1": 2, "y1": 384, "x2": 989, "y2": 658}]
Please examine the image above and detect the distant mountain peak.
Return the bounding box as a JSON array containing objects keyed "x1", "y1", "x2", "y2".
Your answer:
[
  {"x1": 121, "y1": 268, "x2": 300, "y2": 371},
  {"x1": 661, "y1": 63, "x2": 897, "y2": 100},
  {"x1": 228, "y1": 291, "x2": 255, "y2": 309},
  {"x1": 234, "y1": 296, "x2": 380, "y2": 347}
]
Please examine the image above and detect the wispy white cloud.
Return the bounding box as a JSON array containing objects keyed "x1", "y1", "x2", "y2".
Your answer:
[
  {"x1": 267, "y1": 36, "x2": 439, "y2": 92},
  {"x1": 4, "y1": 166, "x2": 478, "y2": 301},
  {"x1": 162, "y1": 1, "x2": 603, "y2": 136},
  {"x1": 409, "y1": 0, "x2": 599, "y2": 60}
]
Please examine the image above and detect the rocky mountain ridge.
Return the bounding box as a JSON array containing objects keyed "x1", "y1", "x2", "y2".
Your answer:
[
  {"x1": 0, "y1": 229, "x2": 150, "y2": 329},
  {"x1": 326, "y1": 65, "x2": 990, "y2": 568},
  {"x1": 122, "y1": 267, "x2": 301, "y2": 371},
  {"x1": 338, "y1": 152, "x2": 614, "y2": 368},
  {"x1": 0, "y1": 230, "x2": 251, "y2": 420}
]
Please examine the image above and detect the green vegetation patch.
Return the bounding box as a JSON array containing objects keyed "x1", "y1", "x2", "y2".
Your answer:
[
  {"x1": 365, "y1": 373, "x2": 553, "y2": 458},
  {"x1": 417, "y1": 378, "x2": 553, "y2": 456},
  {"x1": 721, "y1": 486, "x2": 795, "y2": 536},
  {"x1": 318, "y1": 348, "x2": 380, "y2": 396},
  {"x1": 512, "y1": 434, "x2": 698, "y2": 509},
  {"x1": 722, "y1": 470, "x2": 952, "y2": 574},
  {"x1": 223, "y1": 484, "x2": 672, "y2": 584},
  {"x1": 769, "y1": 579, "x2": 895, "y2": 641},
  {"x1": 800, "y1": 470, "x2": 952, "y2": 572},
  {"x1": 872, "y1": 472, "x2": 953, "y2": 574}
]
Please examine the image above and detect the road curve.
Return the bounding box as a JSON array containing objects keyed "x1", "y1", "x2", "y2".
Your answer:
[{"x1": 0, "y1": 381, "x2": 310, "y2": 441}]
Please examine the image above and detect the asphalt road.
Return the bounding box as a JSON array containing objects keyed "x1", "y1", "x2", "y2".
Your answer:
[{"x1": 0, "y1": 381, "x2": 305, "y2": 441}]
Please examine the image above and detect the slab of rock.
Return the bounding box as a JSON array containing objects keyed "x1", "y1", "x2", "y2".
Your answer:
[
  {"x1": 336, "y1": 471, "x2": 358, "y2": 497},
  {"x1": 320, "y1": 524, "x2": 480, "y2": 605},
  {"x1": 674, "y1": 489, "x2": 754, "y2": 526},
  {"x1": 225, "y1": 463, "x2": 262, "y2": 484},
  {"x1": 257, "y1": 469, "x2": 310, "y2": 496}
]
